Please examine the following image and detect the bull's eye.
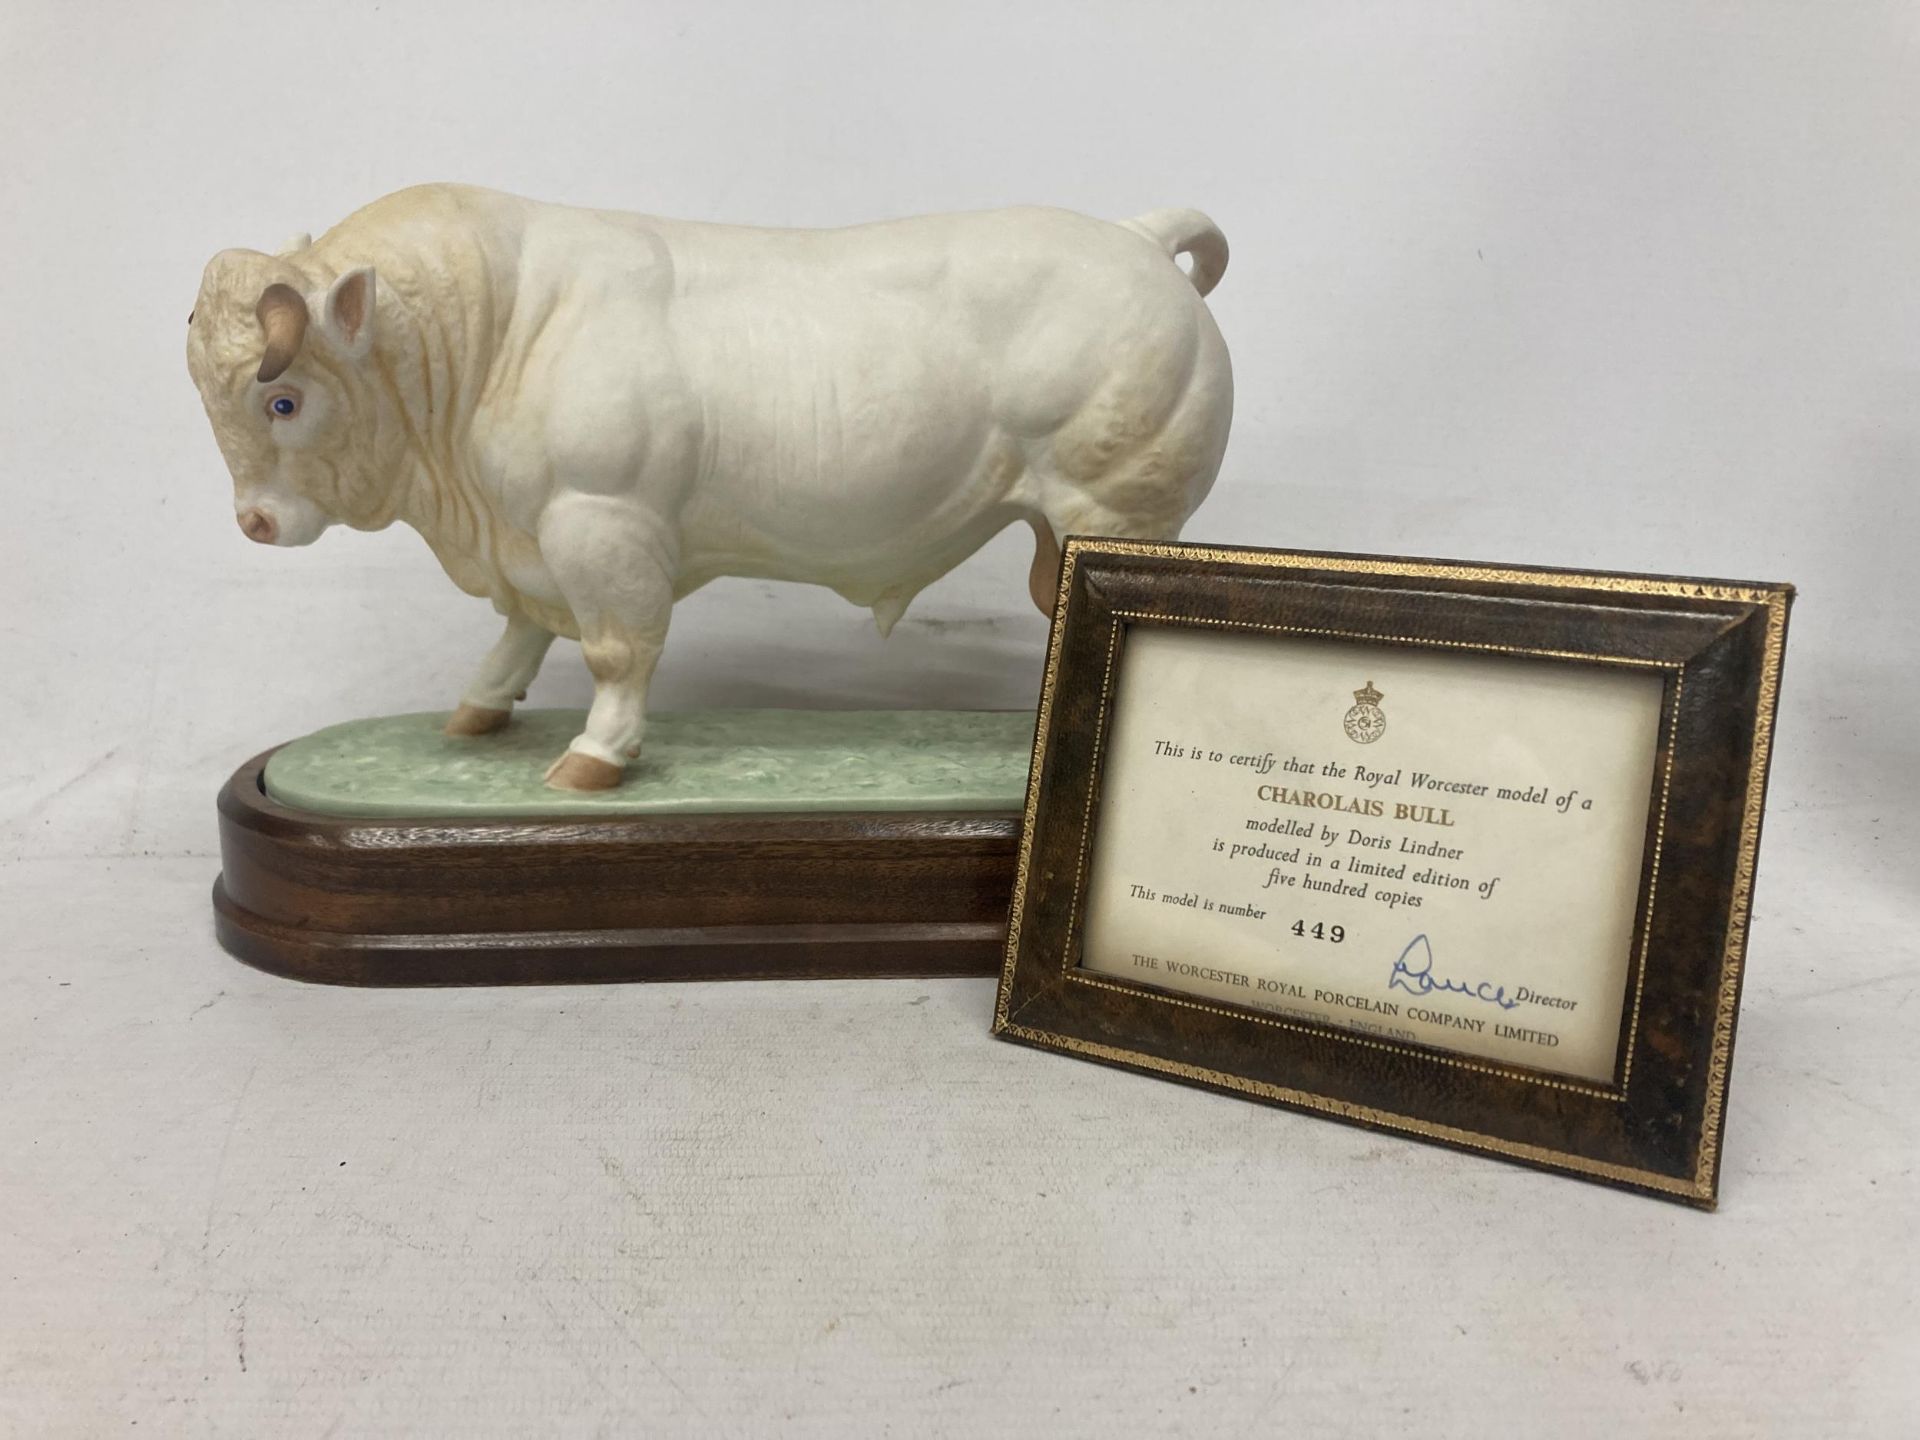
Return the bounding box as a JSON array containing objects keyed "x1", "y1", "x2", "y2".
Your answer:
[{"x1": 266, "y1": 391, "x2": 300, "y2": 419}]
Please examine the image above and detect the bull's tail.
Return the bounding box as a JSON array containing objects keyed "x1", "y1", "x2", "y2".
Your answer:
[{"x1": 1122, "y1": 207, "x2": 1228, "y2": 297}]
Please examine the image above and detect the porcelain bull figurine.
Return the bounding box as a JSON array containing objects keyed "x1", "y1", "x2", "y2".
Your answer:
[{"x1": 187, "y1": 185, "x2": 1233, "y2": 789}]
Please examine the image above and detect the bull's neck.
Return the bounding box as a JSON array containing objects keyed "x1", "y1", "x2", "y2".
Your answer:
[{"x1": 393, "y1": 425, "x2": 505, "y2": 603}]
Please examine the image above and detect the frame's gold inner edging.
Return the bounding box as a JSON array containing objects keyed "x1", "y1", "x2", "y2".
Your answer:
[{"x1": 1056, "y1": 609, "x2": 1682, "y2": 1102}]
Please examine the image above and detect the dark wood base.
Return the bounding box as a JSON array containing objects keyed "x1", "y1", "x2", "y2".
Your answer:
[{"x1": 214, "y1": 750, "x2": 1021, "y2": 986}]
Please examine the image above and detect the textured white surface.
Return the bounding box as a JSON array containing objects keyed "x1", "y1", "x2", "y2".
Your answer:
[{"x1": 2, "y1": 0, "x2": 1916, "y2": 1434}]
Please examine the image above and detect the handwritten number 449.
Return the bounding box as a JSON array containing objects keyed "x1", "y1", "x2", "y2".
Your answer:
[{"x1": 1290, "y1": 920, "x2": 1345, "y2": 944}]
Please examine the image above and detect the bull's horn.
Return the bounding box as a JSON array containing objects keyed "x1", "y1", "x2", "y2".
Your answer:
[{"x1": 255, "y1": 282, "x2": 310, "y2": 383}]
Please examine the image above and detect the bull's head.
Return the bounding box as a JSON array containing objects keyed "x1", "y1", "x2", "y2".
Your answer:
[{"x1": 186, "y1": 246, "x2": 401, "y2": 546}]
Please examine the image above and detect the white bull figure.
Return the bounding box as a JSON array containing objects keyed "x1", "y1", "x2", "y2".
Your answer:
[{"x1": 187, "y1": 184, "x2": 1233, "y2": 789}]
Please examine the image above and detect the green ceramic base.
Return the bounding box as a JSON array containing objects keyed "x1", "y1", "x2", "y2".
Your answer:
[{"x1": 260, "y1": 709, "x2": 1036, "y2": 818}]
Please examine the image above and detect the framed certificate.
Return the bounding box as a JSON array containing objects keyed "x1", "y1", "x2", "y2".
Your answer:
[{"x1": 993, "y1": 538, "x2": 1792, "y2": 1207}]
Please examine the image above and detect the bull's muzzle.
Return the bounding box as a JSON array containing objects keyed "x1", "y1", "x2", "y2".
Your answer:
[{"x1": 238, "y1": 508, "x2": 278, "y2": 545}]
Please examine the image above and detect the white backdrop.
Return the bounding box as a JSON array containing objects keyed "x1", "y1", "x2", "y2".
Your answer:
[{"x1": 2, "y1": 3, "x2": 1915, "y2": 1435}]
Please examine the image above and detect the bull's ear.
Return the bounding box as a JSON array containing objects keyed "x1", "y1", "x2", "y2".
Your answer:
[{"x1": 319, "y1": 266, "x2": 376, "y2": 359}]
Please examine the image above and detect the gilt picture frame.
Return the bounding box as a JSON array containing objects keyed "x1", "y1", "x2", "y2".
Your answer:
[{"x1": 993, "y1": 538, "x2": 1792, "y2": 1207}]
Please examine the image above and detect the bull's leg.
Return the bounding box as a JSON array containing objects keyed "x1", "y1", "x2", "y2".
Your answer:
[
  {"x1": 537, "y1": 497, "x2": 677, "y2": 791},
  {"x1": 1027, "y1": 516, "x2": 1064, "y2": 616},
  {"x1": 445, "y1": 611, "x2": 555, "y2": 736}
]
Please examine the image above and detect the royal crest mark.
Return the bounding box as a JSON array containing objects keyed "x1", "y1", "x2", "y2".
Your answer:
[{"x1": 1344, "y1": 681, "x2": 1387, "y2": 745}]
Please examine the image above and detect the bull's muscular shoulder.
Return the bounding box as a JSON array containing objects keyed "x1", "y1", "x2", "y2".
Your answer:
[{"x1": 476, "y1": 213, "x2": 693, "y2": 507}]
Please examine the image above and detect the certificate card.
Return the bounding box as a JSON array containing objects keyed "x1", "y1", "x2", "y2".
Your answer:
[
  {"x1": 994, "y1": 539, "x2": 1791, "y2": 1207},
  {"x1": 1079, "y1": 630, "x2": 1663, "y2": 1086}
]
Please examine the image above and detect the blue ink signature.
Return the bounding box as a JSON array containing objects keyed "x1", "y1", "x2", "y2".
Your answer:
[{"x1": 1387, "y1": 935, "x2": 1519, "y2": 1010}]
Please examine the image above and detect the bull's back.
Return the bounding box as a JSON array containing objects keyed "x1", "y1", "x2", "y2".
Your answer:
[{"x1": 648, "y1": 206, "x2": 1210, "y2": 496}]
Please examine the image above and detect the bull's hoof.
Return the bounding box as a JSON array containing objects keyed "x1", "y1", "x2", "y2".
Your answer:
[
  {"x1": 545, "y1": 751, "x2": 624, "y2": 792},
  {"x1": 444, "y1": 702, "x2": 511, "y2": 737}
]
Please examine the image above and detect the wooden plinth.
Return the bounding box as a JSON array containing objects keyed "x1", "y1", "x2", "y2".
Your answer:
[{"x1": 213, "y1": 750, "x2": 1021, "y2": 986}]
